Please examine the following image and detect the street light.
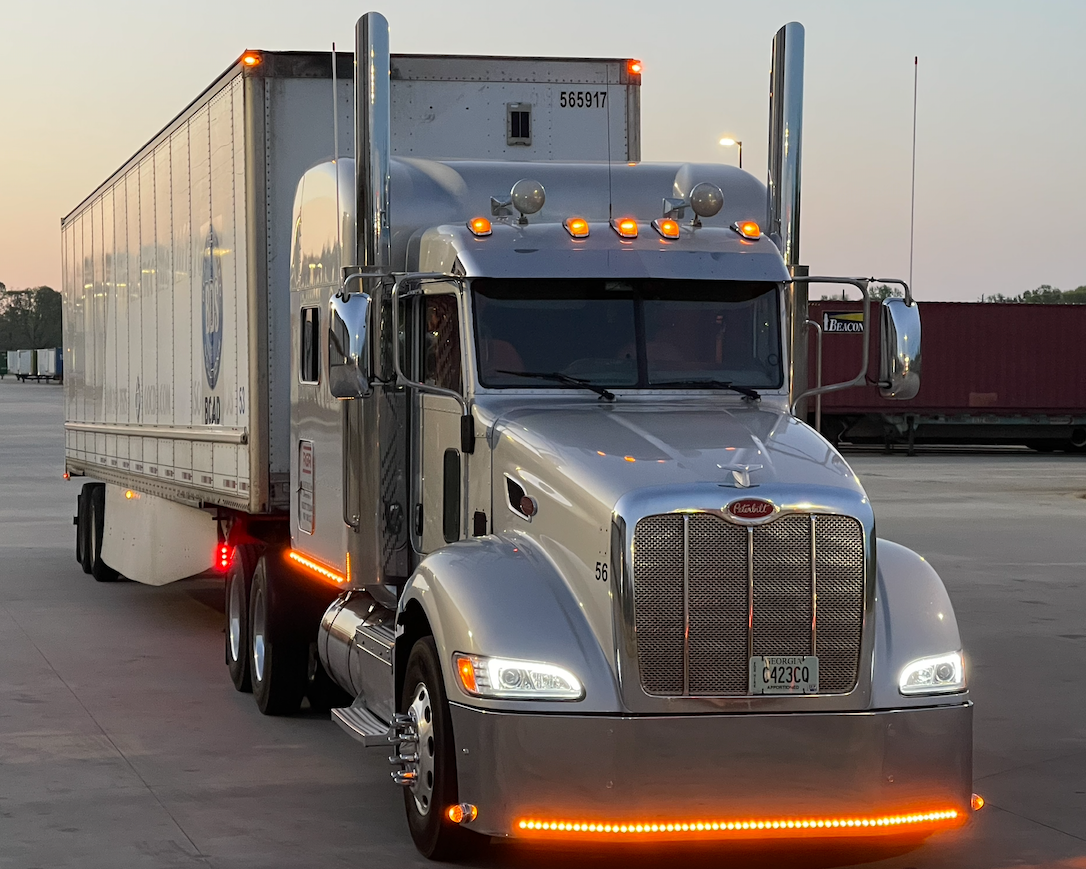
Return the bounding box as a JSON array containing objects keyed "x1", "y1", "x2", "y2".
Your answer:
[{"x1": 719, "y1": 137, "x2": 743, "y2": 169}]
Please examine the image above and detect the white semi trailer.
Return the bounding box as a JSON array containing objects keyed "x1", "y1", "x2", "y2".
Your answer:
[{"x1": 63, "y1": 13, "x2": 975, "y2": 858}]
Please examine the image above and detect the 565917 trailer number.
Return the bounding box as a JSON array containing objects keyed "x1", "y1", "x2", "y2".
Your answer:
[{"x1": 560, "y1": 91, "x2": 607, "y2": 108}]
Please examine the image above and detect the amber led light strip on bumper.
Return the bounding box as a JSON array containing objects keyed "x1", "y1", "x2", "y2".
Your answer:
[{"x1": 518, "y1": 809, "x2": 962, "y2": 838}]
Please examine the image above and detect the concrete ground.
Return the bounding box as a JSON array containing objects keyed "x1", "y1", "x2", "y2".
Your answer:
[{"x1": 1, "y1": 379, "x2": 1084, "y2": 868}]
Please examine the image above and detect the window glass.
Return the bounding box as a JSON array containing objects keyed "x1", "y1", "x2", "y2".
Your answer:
[
  {"x1": 422, "y1": 295, "x2": 462, "y2": 393},
  {"x1": 300, "y1": 306, "x2": 319, "y2": 383},
  {"x1": 473, "y1": 279, "x2": 782, "y2": 389}
]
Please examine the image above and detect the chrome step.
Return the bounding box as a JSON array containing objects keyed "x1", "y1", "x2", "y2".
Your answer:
[{"x1": 331, "y1": 703, "x2": 393, "y2": 748}]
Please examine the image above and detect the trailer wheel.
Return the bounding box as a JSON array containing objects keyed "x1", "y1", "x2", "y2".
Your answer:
[
  {"x1": 401, "y1": 636, "x2": 479, "y2": 860},
  {"x1": 225, "y1": 544, "x2": 258, "y2": 693},
  {"x1": 249, "y1": 555, "x2": 307, "y2": 715},
  {"x1": 88, "y1": 484, "x2": 120, "y2": 583}
]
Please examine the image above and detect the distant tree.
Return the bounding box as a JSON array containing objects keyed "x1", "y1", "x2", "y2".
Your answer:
[
  {"x1": 979, "y1": 284, "x2": 1086, "y2": 304},
  {"x1": 0, "y1": 286, "x2": 62, "y2": 351},
  {"x1": 819, "y1": 284, "x2": 902, "y2": 302}
]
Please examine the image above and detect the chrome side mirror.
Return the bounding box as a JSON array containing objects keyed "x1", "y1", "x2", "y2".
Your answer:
[
  {"x1": 879, "y1": 298, "x2": 921, "y2": 400},
  {"x1": 328, "y1": 293, "x2": 372, "y2": 399}
]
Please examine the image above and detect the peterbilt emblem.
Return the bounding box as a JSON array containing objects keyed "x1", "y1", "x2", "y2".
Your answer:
[{"x1": 727, "y1": 498, "x2": 775, "y2": 520}]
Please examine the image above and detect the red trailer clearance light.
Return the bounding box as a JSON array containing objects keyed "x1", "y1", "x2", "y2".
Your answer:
[
  {"x1": 517, "y1": 808, "x2": 962, "y2": 838},
  {"x1": 627, "y1": 59, "x2": 643, "y2": 76},
  {"x1": 216, "y1": 543, "x2": 232, "y2": 571},
  {"x1": 242, "y1": 52, "x2": 262, "y2": 67}
]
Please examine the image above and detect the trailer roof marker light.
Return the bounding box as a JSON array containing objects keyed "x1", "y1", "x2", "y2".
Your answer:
[
  {"x1": 627, "y1": 59, "x2": 643, "y2": 76},
  {"x1": 517, "y1": 808, "x2": 962, "y2": 838},
  {"x1": 241, "y1": 52, "x2": 262, "y2": 67},
  {"x1": 564, "y1": 217, "x2": 590, "y2": 238},
  {"x1": 611, "y1": 218, "x2": 638, "y2": 239},
  {"x1": 652, "y1": 218, "x2": 681, "y2": 239},
  {"x1": 732, "y1": 220, "x2": 761, "y2": 240},
  {"x1": 124, "y1": 489, "x2": 136, "y2": 500},
  {"x1": 288, "y1": 550, "x2": 345, "y2": 585},
  {"x1": 468, "y1": 217, "x2": 492, "y2": 237}
]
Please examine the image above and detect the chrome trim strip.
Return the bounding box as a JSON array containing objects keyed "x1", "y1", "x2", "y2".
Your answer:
[
  {"x1": 64, "y1": 422, "x2": 248, "y2": 445},
  {"x1": 682, "y1": 514, "x2": 690, "y2": 697},
  {"x1": 746, "y1": 525, "x2": 754, "y2": 661},
  {"x1": 810, "y1": 513, "x2": 818, "y2": 655}
]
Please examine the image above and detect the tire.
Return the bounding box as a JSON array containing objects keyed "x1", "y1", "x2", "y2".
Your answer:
[
  {"x1": 88, "y1": 484, "x2": 120, "y2": 583},
  {"x1": 401, "y1": 637, "x2": 479, "y2": 860},
  {"x1": 249, "y1": 555, "x2": 308, "y2": 716},
  {"x1": 306, "y1": 643, "x2": 352, "y2": 712},
  {"x1": 75, "y1": 487, "x2": 91, "y2": 572},
  {"x1": 225, "y1": 544, "x2": 258, "y2": 693}
]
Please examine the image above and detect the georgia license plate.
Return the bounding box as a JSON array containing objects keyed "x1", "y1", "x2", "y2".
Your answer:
[{"x1": 749, "y1": 655, "x2": 819, "y2": 695}]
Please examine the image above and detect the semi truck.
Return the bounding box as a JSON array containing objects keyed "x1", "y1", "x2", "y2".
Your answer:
[{"x1": 62, "y1": 12, "x2": 975, "y2": 858}]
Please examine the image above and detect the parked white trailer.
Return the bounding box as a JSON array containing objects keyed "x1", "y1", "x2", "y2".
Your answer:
[
  {"x1": 8, "y1": 349, "x2": 34, "y2": 381},
  {"x1": 64, "y1": 12, "x2": 976, "y2": 859}
]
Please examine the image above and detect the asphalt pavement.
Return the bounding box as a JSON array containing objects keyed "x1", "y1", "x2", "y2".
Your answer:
[{"x1": 1, "y1": 380, "x2": 1084, "y2": 868}]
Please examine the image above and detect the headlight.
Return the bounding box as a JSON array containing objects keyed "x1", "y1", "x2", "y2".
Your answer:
[
  {"x1": 898, "y1": 652, "x2": 966, "y2": 695},
  {"x1": 454, "y1": 653, "x2": 584, "y2": 701}
]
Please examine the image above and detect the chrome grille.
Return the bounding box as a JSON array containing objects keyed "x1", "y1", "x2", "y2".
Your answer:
[{"x1": 631, "y1": 512, "x2": 865, "y2": 696}]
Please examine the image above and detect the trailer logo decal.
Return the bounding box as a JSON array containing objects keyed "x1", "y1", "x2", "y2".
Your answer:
[
  {"x1": 823, "y1": 311, "x2": 864, "y2": 333},
  {"x1": 202, "y1": 228, "x2": 224, "y2": 390},
  {"x1": 727, "y1": 498, "x2": 776, "y2": 521}
]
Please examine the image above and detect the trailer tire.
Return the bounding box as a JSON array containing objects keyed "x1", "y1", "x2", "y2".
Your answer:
[
  {"x1": 401, "y1": 637, "x2": 481, "y2": 860},
  {"x1": 225, "y1": 544, "x2": 258, "y2": 693},
  {"x1": 76, "y1": 487, "x2": 92, "y2": 573},
  {"x1": 88, "y1": 484, "x2": 120, "y2": 583},
  {"x1": 249, "y1": 555, "x2": 307, "y2": 715}
]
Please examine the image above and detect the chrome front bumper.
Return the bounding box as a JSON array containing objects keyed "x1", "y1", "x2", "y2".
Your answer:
[{"x1": 450, "y1": 702, "x2": 972, "y2": 839}]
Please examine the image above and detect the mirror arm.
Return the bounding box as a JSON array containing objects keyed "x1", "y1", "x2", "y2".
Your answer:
[{"x1": 788, "y1": 276, "x2": 871, "y2": 414}]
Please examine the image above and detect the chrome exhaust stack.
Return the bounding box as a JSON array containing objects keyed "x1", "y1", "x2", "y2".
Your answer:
[
  {"x1": 355, "y1": 11, "x2": 391, "y2": 271},
  {"x1": 767, "y1": 21, "x2": 805, "y2": 268}
]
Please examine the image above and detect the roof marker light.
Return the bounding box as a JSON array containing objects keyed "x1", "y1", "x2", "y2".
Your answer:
[
  {"x1": 242, "y1": 52, "x2": 261, "y2": 67},
  {"x1": 468, "y1": 217, "x2": 492, "y2": 237},
  {"x1": 652, "y1": 218, "x2": 681, "y2": 239},
  {"x1": 627, "y1": 59, "x2": 643, "y2": 76},
  {"x1": 564, "y1": 217, "x2": 590, "y2": 238},
  {"x1": 733, "y1": 220, "x2": 761, "y2": 240},
  {"x1": 611, "y1": 218, "x2": 638, "y2": 239}
]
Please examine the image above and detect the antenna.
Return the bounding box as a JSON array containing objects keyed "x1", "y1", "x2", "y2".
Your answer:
[
  {"x1": 332, "y1": 42, "x2": 341, "y2": 258},
  {"x1": 605, "y1": 64, "x2": 613, "y2": 220},
  {"x1": 909, "y1": 56, "x2": 918, "y2": 288}
]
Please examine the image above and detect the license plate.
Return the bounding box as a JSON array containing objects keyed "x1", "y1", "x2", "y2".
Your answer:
[{"x1": 749, "y1": 655, "x2": 819, "y2": 695}]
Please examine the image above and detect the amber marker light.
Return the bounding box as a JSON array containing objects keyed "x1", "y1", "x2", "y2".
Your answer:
[
  {"x1": 124, "y1": 489, "x2": 135, "y2": 500},
  {"x1": 652, "y1": 218, "x2": 681, "y2": 239},
  {"x1": 611, "y1": 218, "x2": 638, "y2": 239},
  {"x1": 516, "y1": 809, "x2": 963, "y2": 839},
  {"x1": 448, "y1": 803, "x2": 478, "y2": 824},
  {"x1": 455, "y1": 655, "x2": 478, "y2": 693},
  {"x1": 468, "y1": 217, "x2": 492, "y2": 237},
  {"x1": 242, "y1": 52, "x2": 262, "y2": 67},
  {"x1": 288, "y1": 550, "x2": 345, "y2": 585},
  {"x1": 733, "y1": 220, "x2": 761, "y2": 240},
  {"x1": 971, "y1": 794, "x2": 985, "y2": 811},
  {"x1": 564, "y1": 217, "x2": 590, "y2": 238},
  {"x1": 627, "y1": 59, "x2": 643, "y2": 76}
]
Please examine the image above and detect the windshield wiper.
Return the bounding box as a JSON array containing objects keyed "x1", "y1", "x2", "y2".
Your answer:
[
  {"x1": 496, "y1": 370, "x2": 616, "y2": 402},
  {"x1": 651, "y1": 379, "x2": 761, "y2": 401}
]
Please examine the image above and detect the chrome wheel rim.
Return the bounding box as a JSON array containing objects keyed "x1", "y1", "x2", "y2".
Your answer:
[
  {"x1": 228, "y1": 575, "x2": 243, "y2": 662},
  {"x1": 408, "y1": 682, "x2": 436, "y2": 816},
  {"x1": 251, "y1": 585, "x2": 266, "y2": 682}
]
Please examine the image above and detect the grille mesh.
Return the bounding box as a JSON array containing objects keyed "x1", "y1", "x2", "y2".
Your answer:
[{"x1": 632, "y1": 512, "x2": 864, "y2": 697}]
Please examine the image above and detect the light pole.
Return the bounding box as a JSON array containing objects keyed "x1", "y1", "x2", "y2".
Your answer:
[{"x1": 719, "y1": 137, "x2": 743, "y2": 169}]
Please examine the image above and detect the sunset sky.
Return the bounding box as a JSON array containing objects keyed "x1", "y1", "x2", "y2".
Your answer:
[{"x1": 1, "y1": 0, "x2": 1082, "y2": 301}]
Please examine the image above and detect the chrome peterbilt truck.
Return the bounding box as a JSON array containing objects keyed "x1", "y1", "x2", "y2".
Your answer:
[{"x1": 63, "y1": 9, "x2": 973, "y2": 860}]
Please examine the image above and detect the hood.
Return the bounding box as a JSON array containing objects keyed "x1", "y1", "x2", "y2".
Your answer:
[{"x1": 485, "y1": 397, "x2": 866, "y2": 518}]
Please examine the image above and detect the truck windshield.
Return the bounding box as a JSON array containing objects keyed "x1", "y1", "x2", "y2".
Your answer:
[{"x1": 472, "y1": 278, "x2": 783, "y2": 390}]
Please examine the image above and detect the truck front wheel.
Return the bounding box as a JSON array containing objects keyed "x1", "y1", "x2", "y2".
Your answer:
[
  {"x1": 401, "y1": 637, "x2": 479, "y2": 860},
  {"x1": 249, "y1": 555, "x2": 307, "y2": 715}
]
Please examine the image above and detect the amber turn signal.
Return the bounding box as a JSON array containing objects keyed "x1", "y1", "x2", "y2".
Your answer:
[{"x1": 456, "y1": 655, "x2": 478, "y2": 693}]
